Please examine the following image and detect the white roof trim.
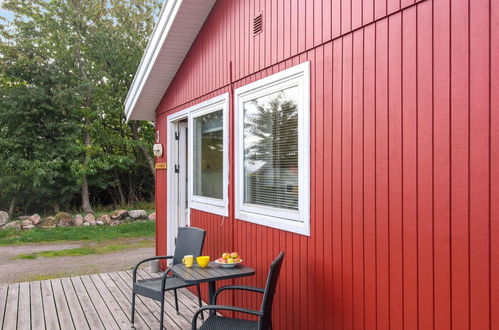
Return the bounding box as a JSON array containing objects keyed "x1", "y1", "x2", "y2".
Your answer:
[{"x1": 124, "y1": 0, "x2": 216, "y2": 121}]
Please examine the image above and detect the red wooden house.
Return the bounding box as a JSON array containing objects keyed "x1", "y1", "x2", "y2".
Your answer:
[{"x1": 125, "y1": 0, "x2": 498, "y2": 328}]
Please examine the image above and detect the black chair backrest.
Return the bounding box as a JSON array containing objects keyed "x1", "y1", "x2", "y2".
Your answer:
[
  {"x1": 259, "y1": 252, "x2": 285, "y2": 330},
  {"x1": 172, "y1": 227, "x2": 206, "y2": 265}
]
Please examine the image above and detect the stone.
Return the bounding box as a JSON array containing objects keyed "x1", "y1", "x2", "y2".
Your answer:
[
  {"x1": 83, "y1": 222, "x2": 90, "y2": 227},
  {"x1": 109, "y1": 220, "x2": 120, "y2": 226},
  {"x1": 21, "y1": 220, "x2": 32, "y2": 227},
  {"x1": 0, "y1": 211, "x2": 9, "y2": 227},
  {"x1": 128, "y1": 210, "x2": 147, "y2": 219},
  {"x1": 22, "y1": 224, "x2": 35, "y2": 230},
  {"x1": 18, "y1": 215, "x2": 30, "y2": 221},
  {"x1": 148, "y1": 212, "x2": 156, "y2": 221},
  {"x1": 98, "y1": 214, "x2": 111, "y2": 224},
  {"x1": 111, "y1": 209, "x2": 128, "y2": 220},
  {"x1": 28, "y1": 214, "x2": 41, "y2": 225},
  {"x1": 38, "y1": 217, "x2": 57, "y2": 229},
  {"x1": 55, "y1": 212, "x2": 72, "y2": 227},
  {"x1": 73, "y1": 214, "x2": 84, "y2": 227},
  {"x1": 2, "y1": 221, "x2": 20, "y2": 230},
  {"x1": 96, "y1": 220, "x2": 104, "y2": 226},
  {"x1": 84, "y1": 213, "x2": 96, "y2": 225}
]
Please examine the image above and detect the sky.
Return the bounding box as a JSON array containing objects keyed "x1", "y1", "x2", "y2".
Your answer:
[{"x1": 0, "y1": 0, "x2": 14, "y2": 22}]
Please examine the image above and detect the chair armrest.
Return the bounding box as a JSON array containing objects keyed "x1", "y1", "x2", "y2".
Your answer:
[
  {"x1": 160, "y1": 266, "x2": 174, "y2": 289},
  {"x1": 211, "y1": 285, "x2": 265, "y2": 304},
  {"x1": 191, "y1": 305, "x2": 263, "y2": 330},
  {"x1": 132, "y1": 255, "x2": 173, "y2": 282}
]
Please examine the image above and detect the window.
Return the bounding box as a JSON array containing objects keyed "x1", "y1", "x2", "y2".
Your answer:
[
  {"x1": 235, "y1": 62, "x2": 310, "y2": 235},
  {"x1": 188, "y1": 93, "x2": 229, "y2": 216},
  {"x1": 193, "y1": 110, "x2": 224, "y2": 199}
]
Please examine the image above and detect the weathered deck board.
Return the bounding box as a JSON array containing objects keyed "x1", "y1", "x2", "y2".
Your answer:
[
  {"x1": 41, "y1": 279, "x2": 60, "y2": 329},
  {"x1": 17, "y1": 282, "x2": 30, "y2": 330},
  {"x1": 100, "y1": 272, "x2": 158, "y2": 329},
  {"x1": 1, "y1": 270, "x2": 203, "y2": 329},
  {"x1": 69, "y1": 276, "x2": 106, "y2": 329},
  {"x1": 107, "y1": 271, "x2": 170, "y2": 329},
  {"x1": 30, "y1": 281, "x2": 46, "y2": 329},
  {"x1": 3, "y1": 282, "x2": 19, "y2": 329},
  {"x1": 60, "y1": 277, "x2": 90, "y2": 330},
  {"x1": 51, "y1": 278, "x2": 75, "y2": 329},
  {"x1": 79, "y1": 274, "x2": 125, "y2": 330},
  {"x1": 0, "y1": 284, "x2": 9, "y2": 329}
]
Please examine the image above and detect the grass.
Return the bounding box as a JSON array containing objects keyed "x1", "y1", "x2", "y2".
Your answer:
[
  {"x1": 0, "y1": 220, "x2": 155, "y2": 245},
  {"x1": 15, "y1": 247, "x2": 97, "y2": 259},
  {"x1": 12, "y1": 238, "x2": 154, "y2": 260},
  {"x1": 21, "y1": 272, "x2": 75, "y2": 282}
]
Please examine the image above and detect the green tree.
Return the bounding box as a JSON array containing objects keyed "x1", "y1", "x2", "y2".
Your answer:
[{"x1": 0, "y1": 0, "x2": 160, "y2": 215}]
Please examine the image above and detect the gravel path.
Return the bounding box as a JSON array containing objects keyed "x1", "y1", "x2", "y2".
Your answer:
[{"x1": 0, "y1": 238, "x2": 155, "y2": 283}]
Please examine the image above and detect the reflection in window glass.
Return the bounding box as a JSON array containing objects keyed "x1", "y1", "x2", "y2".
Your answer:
[
  {"x1": 193, "y1": 110, "x2": 223, "y2": 199},
  {"x1": 243, "y1": 86, "x2": 299, "y2": 210}
]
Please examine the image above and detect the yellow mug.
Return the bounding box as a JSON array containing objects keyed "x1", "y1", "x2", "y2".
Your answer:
[
  {"x1": 182, "y1": 255, "x2": 194, "y2": 268},
  {"x1": 196, "y1": 256, "x2": 210, "y2": 268}
]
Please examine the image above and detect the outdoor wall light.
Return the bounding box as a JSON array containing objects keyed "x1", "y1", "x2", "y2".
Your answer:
[{"x1": 153, "y1": 143, "x2": 163, "y2": 157}]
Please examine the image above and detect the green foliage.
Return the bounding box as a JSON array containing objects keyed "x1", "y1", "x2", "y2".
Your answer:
[
  {"x1": 0, "y1": 220, "x2": 156, "y2": 245},
  {"x1": 0, "y1": 0, "x2": 161, "y2": 215}
]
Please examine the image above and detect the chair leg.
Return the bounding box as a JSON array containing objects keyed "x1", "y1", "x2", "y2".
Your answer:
[
  {"x1": 131, "y1": 292, "x2": 136, "y2": 328},
  {"x1": 196, "y1": 284, "x2": 204, "y2": 320},
  {"x1": 174, "y1": 289, "x2": 180, "y2": 315},
  {"x1": 160, "y1": 292, "x2": 165, "y2": 330}
]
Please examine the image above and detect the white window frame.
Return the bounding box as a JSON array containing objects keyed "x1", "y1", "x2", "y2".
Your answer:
[
  {"x1": 188, "y1": 95, "x2": 229, "y2": 216},
  {"x1": 167, "y1": 93, "x2": 229, "y2": 228},
  {"x1": 234, "y1": 62, "x2": 310, "y2": 236}
]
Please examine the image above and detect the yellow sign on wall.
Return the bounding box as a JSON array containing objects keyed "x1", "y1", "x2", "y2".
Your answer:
[{"x1": 155, "y1": 162, "x2": 167, "y2": 170}]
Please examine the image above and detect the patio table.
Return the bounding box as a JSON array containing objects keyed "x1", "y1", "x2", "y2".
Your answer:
[{"x1": 171, "y1": 262, "x2": 255, "y2": 314}]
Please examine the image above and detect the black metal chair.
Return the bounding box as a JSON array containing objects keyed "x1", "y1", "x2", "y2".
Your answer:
[
  {"x1": 191, "y1": 252, "x2": 285, "y2": 330},
  {"x1": 131, "y1": 227, "x2": 206, "y2": 329}
]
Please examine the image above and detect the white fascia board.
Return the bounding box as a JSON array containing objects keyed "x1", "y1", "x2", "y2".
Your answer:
[{"x1": 124, "y1": 0, "x2": 216, "y2": 122}]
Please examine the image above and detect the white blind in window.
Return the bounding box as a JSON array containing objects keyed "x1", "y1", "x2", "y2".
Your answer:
[{"x1": 242, "y1": 86, "x2": 299, "y2": 211}]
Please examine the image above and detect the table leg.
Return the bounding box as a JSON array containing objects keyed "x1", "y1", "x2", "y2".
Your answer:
[{"x1": 208, "y1": 281, "x2": 216, "y2": 315}]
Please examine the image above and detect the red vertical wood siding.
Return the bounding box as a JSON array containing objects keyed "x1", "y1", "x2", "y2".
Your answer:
[
  {"x1": 491, "y1": 2, "x2": 499, "y2": 328},
  {"x1": 153, "y1": 0, "x2": 496, "y2": 328}
]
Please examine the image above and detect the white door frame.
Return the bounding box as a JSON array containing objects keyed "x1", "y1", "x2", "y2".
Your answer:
[
  {"x1": 166, "y1": 92, "x2": 230, "y2": 255},
  {"x1": 177, "y1": 121, "x2": 189, "y2": 228},
  {"x1": 166, "y1": 113, "x2": 190, "y2": 256}
]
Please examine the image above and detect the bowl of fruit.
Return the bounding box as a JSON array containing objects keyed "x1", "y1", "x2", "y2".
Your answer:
[{"x1": 215, "y1": 252, "x2": 242, "y2": 268}]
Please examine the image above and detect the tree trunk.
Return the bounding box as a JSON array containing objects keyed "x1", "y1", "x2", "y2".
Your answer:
[
  {"x1": 129, "y1": 121, "x2": 155, "y2": 179},
  {"x1": 82, "y1": 177, "x2": 93, "y2": 213},
  {"x1": 54, "y1": 202, "x2": 60, "y2": 213},
  {"x1": 82, "y1": 130, "x2": 93, "y2": 214},
  {"x1": 75, "y1": 44, "x2": 94, "y2": 214},
  {"x1": 8, "y1": 196, "x2": 16, "y2": 216},
  {"x1": 114, "y1": 169, "x2": 126, "y2": 206}
]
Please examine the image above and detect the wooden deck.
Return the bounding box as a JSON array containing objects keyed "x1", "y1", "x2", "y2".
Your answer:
[{"x1": 0, "y1": 269, "x2": 203, "y2": 329}]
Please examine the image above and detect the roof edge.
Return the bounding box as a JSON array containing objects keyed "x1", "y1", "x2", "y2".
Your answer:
[{"x1": 124, "y1": 0, "x2": 183, "y2": 122}]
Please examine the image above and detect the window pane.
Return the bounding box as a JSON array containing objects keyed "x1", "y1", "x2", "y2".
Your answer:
[
  {"x1": 193, "y1": 110, "x2": 223, "y2": 199},
  {"x1": 243, "y1": 86, "x2": 299, "y2": 210}
]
